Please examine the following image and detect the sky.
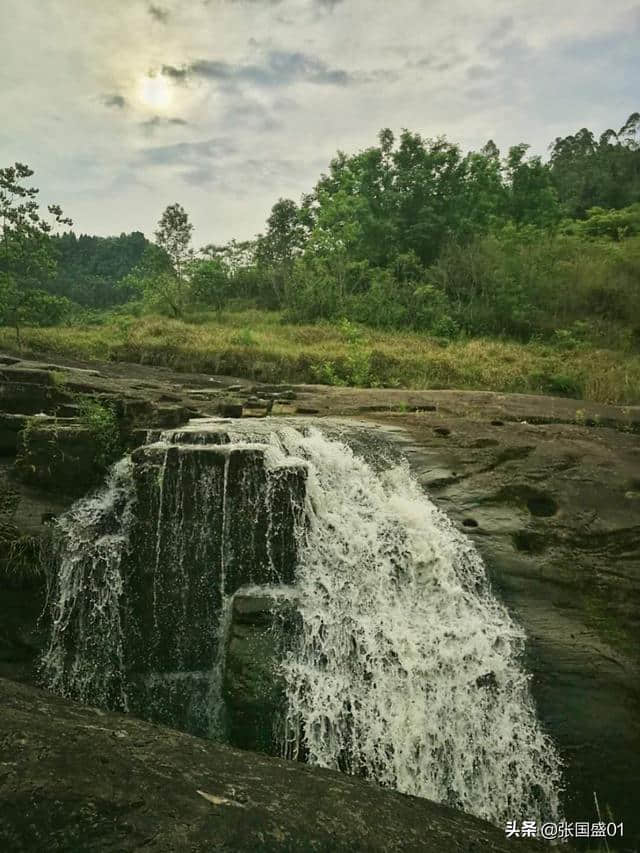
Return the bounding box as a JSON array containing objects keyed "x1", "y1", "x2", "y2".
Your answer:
[{"x1": 1, "y1": 0, "x2": 639, "y2": 247}]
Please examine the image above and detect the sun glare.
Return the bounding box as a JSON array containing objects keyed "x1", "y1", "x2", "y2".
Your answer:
[{"x1": 139, "y1": 75, "x2": 171, "y2": 110}]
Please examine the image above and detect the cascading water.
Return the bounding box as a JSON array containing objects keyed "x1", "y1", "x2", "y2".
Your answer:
[
  {"x1": 221, "y1": 420, "x2": 563, "y2": 827},
  {"x1": 40, "y1": 417, "x2": 563, "y2": 830},
  {"x1": 40, "y1": 456, "x2": 134, "y2": 711}
]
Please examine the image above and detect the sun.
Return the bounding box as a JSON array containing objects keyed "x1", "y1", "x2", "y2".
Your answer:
[{"x1": 139, "y1": 74, "x2": 171, "y2": 110}]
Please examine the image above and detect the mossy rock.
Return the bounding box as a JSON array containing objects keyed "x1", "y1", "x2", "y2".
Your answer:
[{"x1": 14, "y1": 422, "x2": 104, "y2": 496}]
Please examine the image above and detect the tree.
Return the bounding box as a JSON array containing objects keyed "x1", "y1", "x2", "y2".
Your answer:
[
  {"x1": 48, "y1": 230, "x2": 152, "y2": 307},
  {"x1": 153, "y1": 203, "x2": 193, "y2": 316},
  {"x1": 118, "y1": 243, "x2": 178, "y2": 316},
  {"x1": 549, "y1": 113, "x2": 640, "y2": 217},
  {"x1": 188, "y1": 257, "x2": 229, "y2": 311},
  {"x1": 0, "y1": 163, "x2": 72, "y2": 342},
  {"x1": 254, "y1": 199, "x2": 307, "y2": 305},
  {"x1": 504, "y1": 145, "x2": 561, "y2": 228}
]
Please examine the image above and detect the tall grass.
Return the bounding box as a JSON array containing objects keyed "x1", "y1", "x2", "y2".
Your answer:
[{"x1": 1, "y1": 311, "x2": 638, "y2": 405}]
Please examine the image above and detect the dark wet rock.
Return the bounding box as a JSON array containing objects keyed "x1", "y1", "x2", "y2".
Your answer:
[
  {"x1": 149, "y1": 403, "x2": 190, "y2": 428},
  {"x1": 0, "y1": 413, "x2": 27, "y2": 455},
  {"x1": 0, "y1": 584, "x2": 46, "y2": 684},
  {"x1": 0, "y1": 381, "x2": 74, "y2": 415},
  {"x1": 0, "y1": 677, "x2": 542, "y2": 853},
  {"x1": 244, "y1": 396, "x2": 270, "y2": 409},
  {"x1": 220, "y1": 402, "x2": 244, "y2": 418},
  {"x1": 14, "y1": 421, "x2": 101, "y2": 495},
  {"x1": 0, "y1": 366, "x2": 57, "y2": 385},
  {"x1": 73, "y1": 440, "x2": 308, "y2": 735},
  {"x1": 224, "y1": 590, "x2": 300, "y2": 753},
  {"x1": 0, "y1": 470, "x2": 50, "y2": 684}
]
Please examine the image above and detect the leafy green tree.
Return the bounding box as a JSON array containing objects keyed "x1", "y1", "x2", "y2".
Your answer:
[
  {"x1": 255, "y1": 198, "x2": 307, "y2": 306},
  {"x1": 49, "y1": 230, "x2": 151, "y2": 307},
  {"x1": 504, "y1": 145, "x2": 561, "y2": 227},
  {"x1": 0, "y1": 163, "x2": 72, "y2": 342},
  {"x1": 152, "y1": 203, "x2": 193, "y2": 316},
  {"x1": 188, "y1": 257, "x2": 229, "y2": 311},
  {"x1": 118, "y1": 243, "x2": 178, "y2": 315},
  {"x1": 574, "y1": 203, "x2": 640, "y2": 241},
  {"x1": 202, "y1": 239, "x2": 257, "y2": 276},
  {"x1": 549, "y1": 113, "x2": 640, "y2": 217}
]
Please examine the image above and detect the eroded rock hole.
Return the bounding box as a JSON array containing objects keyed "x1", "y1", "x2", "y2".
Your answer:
[{"x1": 526, "y1": 494, "x2": 557, "y2": 517}]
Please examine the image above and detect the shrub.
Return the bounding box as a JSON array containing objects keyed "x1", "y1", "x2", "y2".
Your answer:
[
  {"x1": 77, "y1": 398, "x2": 121, "y2": 469},
  {"x1": 230, "y1": 328, "x2": 256, "y2": 347}
]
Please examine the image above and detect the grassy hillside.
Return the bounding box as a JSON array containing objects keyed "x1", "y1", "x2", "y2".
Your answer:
[{"x1": 1, "y1": 310, "x2": 638, "y2": 406}]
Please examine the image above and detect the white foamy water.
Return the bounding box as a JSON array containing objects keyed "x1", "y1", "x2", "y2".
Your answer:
[
  {"x1": 224, "y1": 421, "x2": 563, "y2": 826},
  {"x1": 40, "y1": 456, "x2": 135, "y2": 710},
  {"x1": 41, "y1": 417, "x2": 563, "y2": 828}
]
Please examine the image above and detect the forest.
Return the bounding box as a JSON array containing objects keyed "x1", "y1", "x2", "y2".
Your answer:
[{"x1": 1, "y1": 113, "x2": 639, "y2": 401}]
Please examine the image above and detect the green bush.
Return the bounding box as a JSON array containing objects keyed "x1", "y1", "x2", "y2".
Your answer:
[
  {"x1": 230, "y1": 327, "x2": 256, "y2": 347},
  {"x1": 77, "y1": 398, "x2": 121, "y2": 469},
  {"x1": 546, "y1": 374, "x2": 583, "y2": 398}
]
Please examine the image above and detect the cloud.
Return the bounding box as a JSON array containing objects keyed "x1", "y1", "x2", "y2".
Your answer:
[
  {"x1": 148, "y1": 4, "x2": 170, "y2": 23},
  {"x1": 409, "y1": 53, "x2": 468, "y2": 73},
  {"x1": 161, "y1": 50, "x2": 354, "y2": 88},
  {"x1": 202, "y1": 0, "x2": 283, "y2": 5},
  {"x1": 141, "y1": 116, "x2": 189, "y2": 131},
  {"x1": 139, "y1": 138, "x2": 237, "y2": 167},
  {"x1": 486, "y1": 16, "x2": 514, "y2": 43},
  {"x1": 161, "y1": 64, "x2": 190, "y2": 82},
  {"x1": 102, "y1": 94, "x2": 127, "y2": 109},
  {"x1": 466, "y1": 64, "x2": 495, "y2": 80},
  {"x1": 5, "y1": 0, "x2": 640, "y2": 247}
]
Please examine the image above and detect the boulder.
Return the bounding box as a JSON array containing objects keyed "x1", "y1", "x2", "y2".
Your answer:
[{"x1": 0, "y1": 677, "x2": 545, "y2": 852}]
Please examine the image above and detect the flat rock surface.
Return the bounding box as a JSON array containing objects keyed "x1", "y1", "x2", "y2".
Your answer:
[{"x1": 0, "y1": 677, "x2": 544, "y2": 852}]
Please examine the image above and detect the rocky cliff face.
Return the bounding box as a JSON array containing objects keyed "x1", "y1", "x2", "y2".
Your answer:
[{"x1": 1, "y1": 353, "x2": 639, "y2": 849}]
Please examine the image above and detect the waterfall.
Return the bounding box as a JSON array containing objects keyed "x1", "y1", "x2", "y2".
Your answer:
[
  {"x1": 40, "y1": 417, "x2": 563, "y2": 829},
  {"x1": 223, "y1": 421, "x2": 563, "y2": 827},
  {"x1": 40, "y1": 456, "x2": 135, "y2": 711}
]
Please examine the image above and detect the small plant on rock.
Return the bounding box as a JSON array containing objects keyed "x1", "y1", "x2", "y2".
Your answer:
[{"x1": 77, "y1": 397, "x2": 121, "y2": 470}]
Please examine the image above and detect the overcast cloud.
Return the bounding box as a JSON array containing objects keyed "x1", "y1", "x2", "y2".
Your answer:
[{"x1": 1, "y1": 0, "x2": 638, "y2": 245}]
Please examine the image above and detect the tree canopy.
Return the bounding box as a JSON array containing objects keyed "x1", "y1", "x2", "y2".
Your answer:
[{"x1": 3, "y1": 111, "x2": 639, "y2": 349}]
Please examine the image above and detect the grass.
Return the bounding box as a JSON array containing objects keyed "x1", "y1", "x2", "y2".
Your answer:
[{"x1": 1, "y1": 309, "x2": 639, "y2": 405}]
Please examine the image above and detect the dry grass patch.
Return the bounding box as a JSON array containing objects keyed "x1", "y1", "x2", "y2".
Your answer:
[{"x1": 1, "y1": 312, "x2": 638, "y2": 405}]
